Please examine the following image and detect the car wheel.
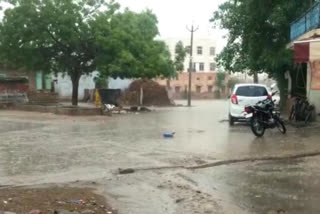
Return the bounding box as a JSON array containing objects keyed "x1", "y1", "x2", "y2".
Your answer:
[{"x1": 229, "y1": 114, "x2": 235, "y2": 126}]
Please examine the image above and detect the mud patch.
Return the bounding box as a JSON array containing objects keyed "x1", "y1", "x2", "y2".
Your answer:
[
  {"x1": 0, "y1": 186, "x2": 116, "y2": 214},
  {"x1": 157, "y1": 179, "x2": 223, "y2": 214}
]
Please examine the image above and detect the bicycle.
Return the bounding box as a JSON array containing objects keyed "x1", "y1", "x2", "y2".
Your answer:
[{"x1": 289, "y1": 97, "x2": 315, "y2": 125}]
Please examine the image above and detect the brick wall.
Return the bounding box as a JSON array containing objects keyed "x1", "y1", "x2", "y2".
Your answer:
[
  {"x1": 157, "y1": 72, "x2": 217, "y2": 93},
  {"x1": 0, "y1": 67, "x2": 37, "y2": 91},
  {"x1": 28, "y1": 91, "x2": 58, "y2": 104},
  {"x1": 0, "y1": 78, "x2": 29, "y2": 104},
  {"x1": 156, "y1": 72, "x2": 229, "y2": 99},
  {"x1": 0, "y1": 67, "x2": 57, "y2": 104}
]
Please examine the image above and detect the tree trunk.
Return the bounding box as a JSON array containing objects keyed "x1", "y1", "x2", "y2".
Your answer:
[
  {"x1": 166, "y1": 78, "x2": 171, "y2": 89},
  {"x1": 253, "y1": 72, "x2": 259, "y2": 83},
  {"x1": 140, "y1": 86, "x2": 143, "y2": 106},
  {"x1": 71, "y1": 73, "x2": 81, "y2": 106}
]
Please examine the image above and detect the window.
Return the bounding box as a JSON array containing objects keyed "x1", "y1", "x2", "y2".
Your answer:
[
  {"x1": 175, "y1": 86, "x2": 181, "y2": 93},
  {"x1": 185, "y1": 46, "x2": 191, "y2": 54},
  {"x1": 193, "y1": 63, "x2": 197, "y2": 72},
  {"x1": 197, "y1": 46, "x2": 203, "y2": 55},
  {"x1": 196, "y1": 86, "x2": 202, "y2": 93},
  {"x1": 199, "y1": 63, "x2": 204, "y2": 71},
  {"x1": 36, "y1": 71, "x2": 52, "y2": 90},
  {"x1": 235, "y1": 86, "x2": 268, "y2": 97},
  {"x1": 210, "y1": 47, "x2": 216, "y2": 56},
  {"x1": 208, "y1": 85, "x2": 213, "y2": 93},
  {"x1": 210, "y1": 63, "x2": 216, "y2": 71}
]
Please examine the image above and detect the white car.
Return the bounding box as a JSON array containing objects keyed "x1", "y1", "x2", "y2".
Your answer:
[{"x1": 229, "y1": 84, "x2": 271, "y2": 125}]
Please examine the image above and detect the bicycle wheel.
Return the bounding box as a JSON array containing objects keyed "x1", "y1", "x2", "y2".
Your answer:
[
  {"x1": 305, "y1": 112, "x2": 312, "y2": 125},
  {"x1": 289, "y1": 105, "x2": 295, "y2": 121},
  {"x1": 275, "y1": 119, "x2": 286, "y2": 134}
]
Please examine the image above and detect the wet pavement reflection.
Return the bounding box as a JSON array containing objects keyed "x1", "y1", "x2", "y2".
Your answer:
[{"x1": 1, "y1": 100, "x2": 320, "y2": 213}]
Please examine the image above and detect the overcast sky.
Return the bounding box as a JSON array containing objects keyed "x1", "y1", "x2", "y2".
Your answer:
[
  {"x1": 117, "y1": 0, "x2": 227, "y2": 52},
  {"x1": 0, "y1": 0, "x2": 228, "y2": 52}
]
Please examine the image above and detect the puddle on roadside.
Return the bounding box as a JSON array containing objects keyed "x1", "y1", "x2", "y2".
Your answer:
[{"x1": 0, "y1": 121, "x2": 43, "y2": 133}]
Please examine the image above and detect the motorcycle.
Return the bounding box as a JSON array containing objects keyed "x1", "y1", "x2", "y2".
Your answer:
[{"x1": 244, "y1": 92, "x2": 286, "y2": 137}]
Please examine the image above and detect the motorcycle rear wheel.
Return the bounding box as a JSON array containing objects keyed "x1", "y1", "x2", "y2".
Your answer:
[{"x1": 251, "y1": 117, "x2": 265, "y2": 137}]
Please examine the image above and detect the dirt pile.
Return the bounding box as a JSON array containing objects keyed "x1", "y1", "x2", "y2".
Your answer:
[
  {"x1": 122, "y1": 79, "x2": 173, "y2": 106},
  {"x1": 0, "y1": 187, "x2": 116, "y2": 214}
]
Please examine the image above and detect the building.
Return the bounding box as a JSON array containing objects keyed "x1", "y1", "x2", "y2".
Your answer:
[
  {"x1": 156, "y1": 37, "x2": 221, "y2": 99},
  {"x1": 0, "y1": 37, "x2": 219, "y2": 102},
  {"x1": 108, "y1": 78, "x2": 133, "y2": 91},
  {"x1": 164, "y1": 37, "x2": 217, "y2": 73},
  {"x1": 0, "y1": 76, "x2": 29, "y2": 104},
  {"x1": 0, "y1": 67, "x2": 97, "y2": 103},
  {"x1": 53, "y1": 72, "x2": 98, "y2": 100},
  {"x1": 157, "y1": 72, "x2": 219, "y2": 99},
  {"x1": 289, "y1": 3, "x2": 320, "y2": 111}
]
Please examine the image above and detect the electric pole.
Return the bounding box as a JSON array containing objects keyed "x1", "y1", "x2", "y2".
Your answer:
[{"x1": 186, "y1": 24, "x2": 199, "y2": 107}]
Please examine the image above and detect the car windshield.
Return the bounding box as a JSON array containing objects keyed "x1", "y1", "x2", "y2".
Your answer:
[{"x1": 236, "y1": 86, "x2": 268, "y2": 97}]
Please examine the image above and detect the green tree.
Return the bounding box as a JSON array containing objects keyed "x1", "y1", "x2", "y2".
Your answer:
[
  {"x1": 211, "y1": 0, "x2": 312, "y2": 88},
  {"x1": 166, "y1": 41, "x2": 187, "y2": 88},
  {"x1": 95, "y1": 9, "x2": 174, "y2": 80},
  {"x1": 216, "y1": 71, "x2": 226, "y2": 93},
  {"x1": 227, "y1": 77, "x2": 239, "y2": 91},
  {"x1": 174, "y1": 41, "x2": 187, "y2": 72},
  {"x1": 0, "y1": 0, "x2": 174, "y2": 105}
]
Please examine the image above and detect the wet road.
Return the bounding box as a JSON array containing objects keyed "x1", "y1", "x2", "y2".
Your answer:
[{"x1": 1, "y1": 100, "x2": 320, "y2": 213}]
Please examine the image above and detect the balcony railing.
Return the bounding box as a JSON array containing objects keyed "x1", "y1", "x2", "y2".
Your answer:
[{"x1": 290, "y1": 3, "x2": 320, "y2": 41}]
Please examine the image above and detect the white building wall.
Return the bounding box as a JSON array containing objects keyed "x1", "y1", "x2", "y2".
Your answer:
[
  {"x1": 108, "y1": 78, "x2": 132, "y2": 91},
  {"x1": 52, "y1": 37, "x2": 217, "y2": 98},
  {"x1": 232, "y1": 72, "x2": 270, "y2": 84},
  {"x1": 54, "y1": 72, "x2": 98, "y2": 99},
  {"x1": 164, "y1": 37, "x2": 217, "y2": 72}
]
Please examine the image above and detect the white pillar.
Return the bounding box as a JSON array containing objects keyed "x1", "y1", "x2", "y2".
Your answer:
[{"x1": 285, "y1": 70, "x2": 292, "y2": 98}]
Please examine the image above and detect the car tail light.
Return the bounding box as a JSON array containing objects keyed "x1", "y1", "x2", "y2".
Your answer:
[
  {"x1": 267, "y1": 94, "x2": 272, "y2": 100},
  {"x1": 231, "y1": 94, "x2": 238, "y2": 104}
]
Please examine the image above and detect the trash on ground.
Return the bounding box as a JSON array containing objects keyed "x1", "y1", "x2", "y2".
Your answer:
[
  {"x1": 56, "y1": 201, "x2": 67, "y2": 205},
  {"x1": 104, "y1": 104, "x2": 115, "y2": 111},
  {"x1": 163, "y1": 132, "x2": 175, "y2": 138},
  {"x1": 175, "y1": 198, "x2": 185, "y2": 203},
  {"x1": 118, "y1": 168, "x2": 135, "y2": 174},
  {"x1": 69, "y1": 200, "x2": 85, "y2": 205}
]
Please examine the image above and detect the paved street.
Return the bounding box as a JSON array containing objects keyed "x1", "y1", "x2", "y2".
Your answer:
[{"x1": 1, "y1": 100, "x2": 320, "y2": 214}]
